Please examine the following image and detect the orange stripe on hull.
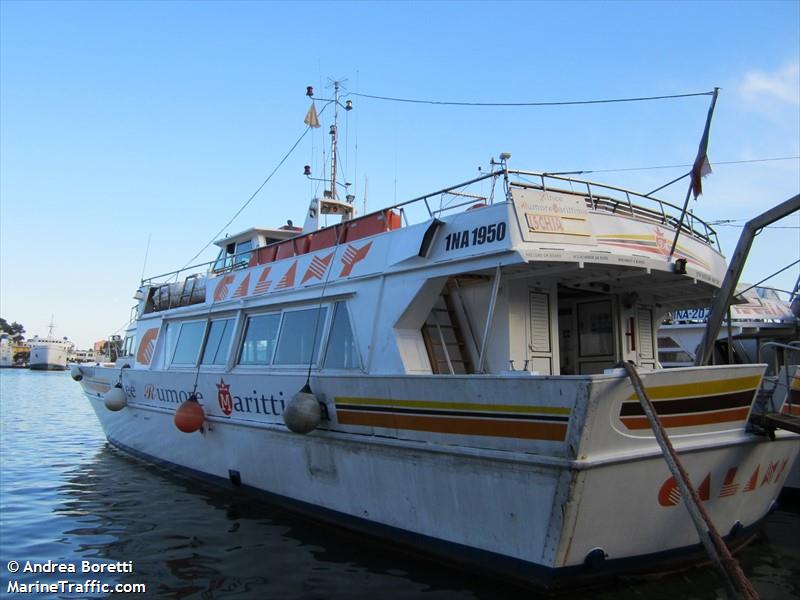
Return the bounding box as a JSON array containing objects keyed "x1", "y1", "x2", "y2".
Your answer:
[
  {"x1": 337, "y1": 411, "x2": 568, "y2": 441},
  {"x1": 782, "y1": 404, "x2": 800, "y2": 416},
  {"x1": 620, "y1": 406, "x2": 750, "y2": 430}
]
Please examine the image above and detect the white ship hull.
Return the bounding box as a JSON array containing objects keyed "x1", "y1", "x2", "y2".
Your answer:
[
  {"x1": 0, "y1": 333, "x2": 19, "y2": 367},
  {"x1": 29, "y1": 343, "x2": 69, "y2": 370},
  {"x1": 74, "y1": 168, "x2": 800, "y2": 587},
  {"x1": 78, "y1": 364, "x2": 798, "y2": 587},
  {"x1": 0, "y1": 340, "x2": 12, "y2": 368}
]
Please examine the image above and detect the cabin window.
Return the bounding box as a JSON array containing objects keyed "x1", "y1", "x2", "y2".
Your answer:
[
  {"x1": 201, "y1": 318, "x2": 235, "y2": 365},
  {"x1": 658, "y1": 335, "x2": 681, "y2": 348},
  {"x1": 213, "y1": 240, "x2": 254, "y2": 272},
  {"x1": 578, "y1": 301, "x2": 614, "y2": 357},
  {"x1": 122, "y1": 335, "x2": 136, "y2": 357},
  {"x1": 657, "y1": 336, "x2": 693, "y2": 364},
  {"x1": 238, "y1": 313, "x2": 280, "y2": 365},
  {"x1": 273, "y1": 307, "x2": 328, "y2": 365},
  {"x1": 659, "y1": 349, "x2": 694, "y2": 364},
  {"x1": 171, "y1": 321, "x2": 207, "y2": 365},
  {"x1": 159, "y1": 324, "x2": 174, "y2": 368},
  {"x1": 213, "y1": 249, "x2": 229, "y2": 272},
  {"x1": 323, "y1": 302, "x2": 360, "y2": 369},
  {"x1": 235, "y1": 240, "x2": 253, "y2": 267}
]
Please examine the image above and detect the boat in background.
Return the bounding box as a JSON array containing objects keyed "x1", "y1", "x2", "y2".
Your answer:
[
  {"x1": 70, "y1": 87, "x2": 799, "y2": 589},
  {"x1": 0, "y1": 334, "x2": 13, "y2": 368},
  {"x1": 659, "y1": 285, "x2": 800, "y2": 495},
  {"x1": 70, "y1": 348, "x2": 98, "y2": 364},
  {"x1": 658, "y1": 284, "x2": 799, "y2": 371},
  {"x1": 28, "y1": 320, "x2": 73, "y2": 371}
]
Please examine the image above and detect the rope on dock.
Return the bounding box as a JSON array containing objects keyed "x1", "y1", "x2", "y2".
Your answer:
[{"x1": 620, "y1": 362, "x2": 760, "y2": 600}]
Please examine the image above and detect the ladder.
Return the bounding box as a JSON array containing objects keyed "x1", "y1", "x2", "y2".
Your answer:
[
  {"x1": 421, "y1": 289, "x2": 474, "y2": 374},
  {"x1": 177, "y1": 275, "x2": 200, "y2": 307}
]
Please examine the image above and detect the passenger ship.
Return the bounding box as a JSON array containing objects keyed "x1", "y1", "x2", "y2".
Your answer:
[
  {"x1": 29, "y1": 320, "x2": 73, "y2": 371},
  {"x1": 73, "y1": 102, "x2": 799, "y2": 589}
]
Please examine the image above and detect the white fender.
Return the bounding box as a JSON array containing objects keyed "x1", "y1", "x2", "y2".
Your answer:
[{"x1": 283, "y1": 387, "x2": 322, "y2": 434}]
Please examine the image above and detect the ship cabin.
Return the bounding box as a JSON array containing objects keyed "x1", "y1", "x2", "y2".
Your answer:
[
  {"x1": 211, "y1": 225, "x2": 303, "y2": 273},
  {"x1": 130, "y1": 171, "x2": 727, "y2": 379}
]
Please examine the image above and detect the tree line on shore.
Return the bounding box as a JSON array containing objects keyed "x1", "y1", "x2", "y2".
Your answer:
[
  {"x1": 1, "y1": 318, "x2": 29, "y2": 363},
  {"x1": 0, "y1": 317, "x2": 25, "y2": 343}
]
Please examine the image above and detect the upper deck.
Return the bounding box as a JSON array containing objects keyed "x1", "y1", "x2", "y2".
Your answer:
[
  {"x1": 117, "y1": 168, "x2": 737, "y2": 378},
  {"x1": 139, "y1": 168, "x2": 723, "y2": 316}
]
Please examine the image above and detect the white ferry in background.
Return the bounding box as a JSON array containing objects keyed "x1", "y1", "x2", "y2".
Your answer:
[
  {"x1": 658, "y1": 285, "x2": 799, "y2": 370},
  {"x1": 28, "y1": 321, "x2": 73, "y2": 371},
  {"x1": 0, "y1": 333, "x2": 13, "y2": 368},
  {"x1": 71, "y1": 89, "x2": 799, "y2": 589},
  {"x1": 70, "y1": 349, "x2": 98, "y2": 364}
]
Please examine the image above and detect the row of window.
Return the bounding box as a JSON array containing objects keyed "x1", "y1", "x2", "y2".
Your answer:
[{"x1": 160, "y1": 301, "x2": 360, "y2": 370}]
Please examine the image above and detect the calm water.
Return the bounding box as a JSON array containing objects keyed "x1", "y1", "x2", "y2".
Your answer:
[{"x1": 0, "y1": 369, "x2": 797, "y2": 599}]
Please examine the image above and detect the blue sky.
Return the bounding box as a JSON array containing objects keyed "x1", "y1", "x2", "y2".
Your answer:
[{"x1": 1, "y1": 1, "x2": 798, "y2": 348}]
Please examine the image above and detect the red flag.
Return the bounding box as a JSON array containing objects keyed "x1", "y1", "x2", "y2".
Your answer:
[
  {"x1": 690, "y1": 88, "x2": 719, "y2": 199},
  {"x1": 691, "y1": 154, "x2": 713, "y2": 198}
]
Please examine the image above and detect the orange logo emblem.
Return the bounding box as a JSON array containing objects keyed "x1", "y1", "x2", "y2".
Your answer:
[
  {"x1": 301, "y1": 251, "x2": 335, "y2": 284},
  {"x1": 339, "y1": 242, "x2": 372, "y2": 277},
  {"x1": 213, "y1": 275, "x2": 236, "y2": 301},
  {"x1": 136, "y1": 328, "x2": 159, "y2": 365}
]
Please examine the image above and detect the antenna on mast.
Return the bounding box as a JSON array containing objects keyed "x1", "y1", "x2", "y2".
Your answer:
[
  {"x1": 330, "y1": 81, "x2": 339, "y2": 200},
  {"x1": 305, "y1": 80, "x2": 353, "y2": 202},
  {"x1": 302, "y1": 80, "x2": 356, "y2": 232}
]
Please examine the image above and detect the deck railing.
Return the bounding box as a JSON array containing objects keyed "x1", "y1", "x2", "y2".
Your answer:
[
  {"x1": 141, "y1": 168, "x2": 719, "y2": 288},
  {"x1": 508, "y1": 170, "x2": 719, "y2": 247}
]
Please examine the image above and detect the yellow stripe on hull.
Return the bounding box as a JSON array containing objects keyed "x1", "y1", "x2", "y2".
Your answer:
[
  {"x1": 335, "y1": 396, "x2": 571, "y2": 416},
  {"x1": 626, "y1": 375, "x2": 761, "y2": 401}
]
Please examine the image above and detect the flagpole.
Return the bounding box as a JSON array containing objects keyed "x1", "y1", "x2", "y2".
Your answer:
[
  {"x1": 669, "y1": 87, "x2": 719, "y2": 258},
  {"x1": 669, "y1": 185, "x2": 694, "y2": 258}
]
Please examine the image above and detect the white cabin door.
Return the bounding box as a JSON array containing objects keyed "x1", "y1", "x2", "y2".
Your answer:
[
  {"x1": 528, "y1": 291, "x2": 553, "y2": 374},
  {"x1": 636, "y1": 308, "x2": 656, "y2": 369},
  {"x1": 576, "y1": 299, "x2": 617, "y2": 374}
]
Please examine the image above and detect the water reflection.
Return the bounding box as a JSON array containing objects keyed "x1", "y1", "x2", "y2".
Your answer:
[
  {"x1": 55, "y1": 445, "x2": 496, "y2": 599},
  {"x1": 1, "y1": 370, "x2": 797, "y2": 599}
]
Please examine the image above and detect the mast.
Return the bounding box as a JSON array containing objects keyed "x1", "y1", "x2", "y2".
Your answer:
[
  {"x1": 303, "y1": 79, "x2": 353, "y2": 223},
  {"x1": 329, "y1": 81, "x2": 340, "y2": 200}
]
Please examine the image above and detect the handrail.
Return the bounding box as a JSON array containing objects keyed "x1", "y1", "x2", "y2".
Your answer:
[
  {"x1": 757, "y1": 340, "x2": 800, "y2": 363},
  {"x1": 509, "y1": 170, "x2": 718, "y2": 246},
  {"x1": 758, "y1": 341, "x2": 800, "y2": 383},
  {"x1": 143, "y1": 248, "x2": 254, "y2": 285},
  {"x1": 142, "y1": 258, "x2": 218, "y2": 286},
  {"x1": 140, "y1": 168, "x2": 721, "y2": 286}
]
